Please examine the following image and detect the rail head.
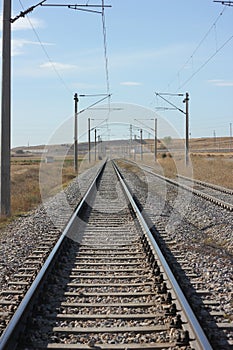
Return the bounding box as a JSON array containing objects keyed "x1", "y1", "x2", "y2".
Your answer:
[
  {"x1": 0, "y1": 160, "x2": 107, "y2": 350},
  {"x1": 149, "y1": 168, "x2": 233, "y2": 211},
  {"x1": 122, "y1": 159, "x2": 233, "y2": 211},
  {"x1": 177, "y1": 173, "x2": 233, "y2": 195},
  {"x1": 112, "y1": 160, "x2": 213, "y2": 350}
]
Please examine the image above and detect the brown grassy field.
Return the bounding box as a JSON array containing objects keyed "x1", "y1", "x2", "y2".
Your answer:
[
  {"x1": 0, "y1": 156, "x2": 96, "y2": 226},
  {"x1": 146, "y1": 136, "x2": 232, "y2": 152},
  {"x1": 136, "y1": 152, "x2": 233, "y2": 189},
  {"x1": 11, "y1": 158, "x2": 75, "y2": 214}
]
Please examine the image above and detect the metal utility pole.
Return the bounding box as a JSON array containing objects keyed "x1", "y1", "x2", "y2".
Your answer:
[
  {"x1": 94, "y1": 128, "x2": 97, "y2": 161},
  {"x1": 140, "y1": 129, "x2": 143, "y2": 161},
  {"x1": 74, "y1": 93, "x2": 78, "y2": 172},
  {"x1": 129, "y1": 124, "x2": 132, "y2": 158},
  {"x1": 134, "y1": 118, "x2": 158, "y2": 162},
  {"x1": 183, "y1": 92, "x2": 189, "y2": 166},
  {"x1": 1, "y1": 0, "x2": 11, "y2": 216},
  {"x1": 213, "y1": 130, "x2": 216, "y2": 150},
  {"x1": 1, "y1": 0, "x2": 45, "y2": 217},
  {"x1": 88, "y1": 118, "x2": 91, "y2": 163},
  {"x1": 98, "y1": 136, "x2": 103, "y2": 159},
  {"x1": 155, "y1": 92, "x2": 190, "y2": 166},
  {"x1": 230, "y1": 122, "x2": 232, "y2": 151},
  {"x1": 98, "y1": 135, "x2": 101, "y2": 159},
  {"x1": 154, "y1": 118, "x2": 157, "y2": 161}
]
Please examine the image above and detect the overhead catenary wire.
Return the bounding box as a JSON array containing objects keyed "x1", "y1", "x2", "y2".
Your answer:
[
  {"x1": 17, "y1": 0, "x2": 112, "y2": 96},
  {"x1": 101, "y1": 0, "x2": 111, "y2": 111},
  {"x1": 18, "y1": 0, "x2": 73, "y2": 95},
  {"x1": 17, "y1": 0, "x2": 113, "y2": 129},
  {"x1": 166, "y1": 5, "x2": 228, "y2": 91},
  {"x1": 178, "y1": 33, "x2": 233, "y2": 90}
]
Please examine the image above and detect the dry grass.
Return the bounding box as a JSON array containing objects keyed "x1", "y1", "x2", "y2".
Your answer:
[
  {"x1": 0, "y1": 156, "x2": 96, "y2": 225},
  {"x1": 11, "y1": 163, "x2": 41, "y2": 214},
  {"x1": 10, "y1": 158, "x2": 78, "y2": 215},
  {"x1": 188, "y1": 153, "x2": 233, "y2": 189},
  {"x1": 135, "y1": 152, "x2": 233, "y2": 189}
]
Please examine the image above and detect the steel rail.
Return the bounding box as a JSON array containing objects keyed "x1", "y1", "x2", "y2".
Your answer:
[
  {"x1": 123, "y1": 159, "x2": 233, "y2": 211},
  {"x1": 177, "y1": 173, "x2": 233, "y2": 195},
  {"x1": 0, "y1": 160, "x2": 107, "y2": 350},
  {"x1": 112, "y1": 161, "x2": 213, "y2": 350},
  {"x1": 147, "y1": 168, "x2": 233, "y2": 211}
]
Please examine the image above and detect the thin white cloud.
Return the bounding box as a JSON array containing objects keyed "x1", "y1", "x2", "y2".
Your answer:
[
  {"x1": 11, "y1": 39, "x2": 53, "y2": 56},
  {"x1": 120, "y1": 81, "x2": 142, "y2": 86},
  {"x1": 40, "y1": 62, "x2": 77, "y2": 71},
  {"x1": 208, "y1": 79, "x2": 233, "y2": 87},
  {"x1": 0, "y1": 14, "x2": 45, "y2": 31},
  {"x1": 13, "y1": 17, "x2": 44, "y2": 31}
]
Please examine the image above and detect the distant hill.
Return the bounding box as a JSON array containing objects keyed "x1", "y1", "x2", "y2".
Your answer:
[{"x1": 11, "y1": 136, "x2": 233, "y2": 156}]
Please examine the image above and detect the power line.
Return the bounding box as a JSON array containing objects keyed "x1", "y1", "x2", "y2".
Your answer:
[
  {"x1": 167, "y1": 6, "x2": 227, "y2": 90},
  {"x1": 18, "y1": 0, "x2": 73, "y2": 94},
  {"x1": 178, "y1": 34, "x2": 233, "y2": 90},
  {"x1": 101, "y1": 0, "x2": 110, "y2": 97},
  {"x1": 18, "y1": 0, "x2": 111, "y2": 98}
]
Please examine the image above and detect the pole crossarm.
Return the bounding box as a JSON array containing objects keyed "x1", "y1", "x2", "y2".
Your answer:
[
  {"x1": 79, "y1": 94, "x2": 112, "y2": 114},
  {"x1": 155, "y1": 92, "x2": 185, "y2": 115},
  {"x1": 41, "y1": 3, "x2": 111, "y2": 14},
  {"x1": 155, "y1": 91, "x2": 189, "y2": 166},
  {"x1": 41, "y1": 3, "x2": 111, "y2": 7},
  {"x1": 11, "y1": 1, "x2": 112, "y2": 23},
  {"x1": 11, "y1": 0, "x2": 46, "y2": 23},
  {"x1": 213, "y1": 1, "x2": 233, "y2": 6}
]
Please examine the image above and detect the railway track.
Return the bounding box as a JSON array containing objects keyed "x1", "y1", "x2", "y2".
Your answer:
[
  {"x1": 126, "y1": 161, "x2": 233, "y2": 212},
  {"x1": 0, "y1": 160, "x2": 213, "y2": 350},
  {"x1": 177, "y1": 174, "x2": 233, "y2": 205},
  {"x1": 115, "y1": 159, "x2": 233, "y2": 349}
]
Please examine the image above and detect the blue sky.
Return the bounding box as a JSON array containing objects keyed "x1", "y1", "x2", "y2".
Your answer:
[{"x1": 1, "y1": 0, "x2": 233, "y2": 146}]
